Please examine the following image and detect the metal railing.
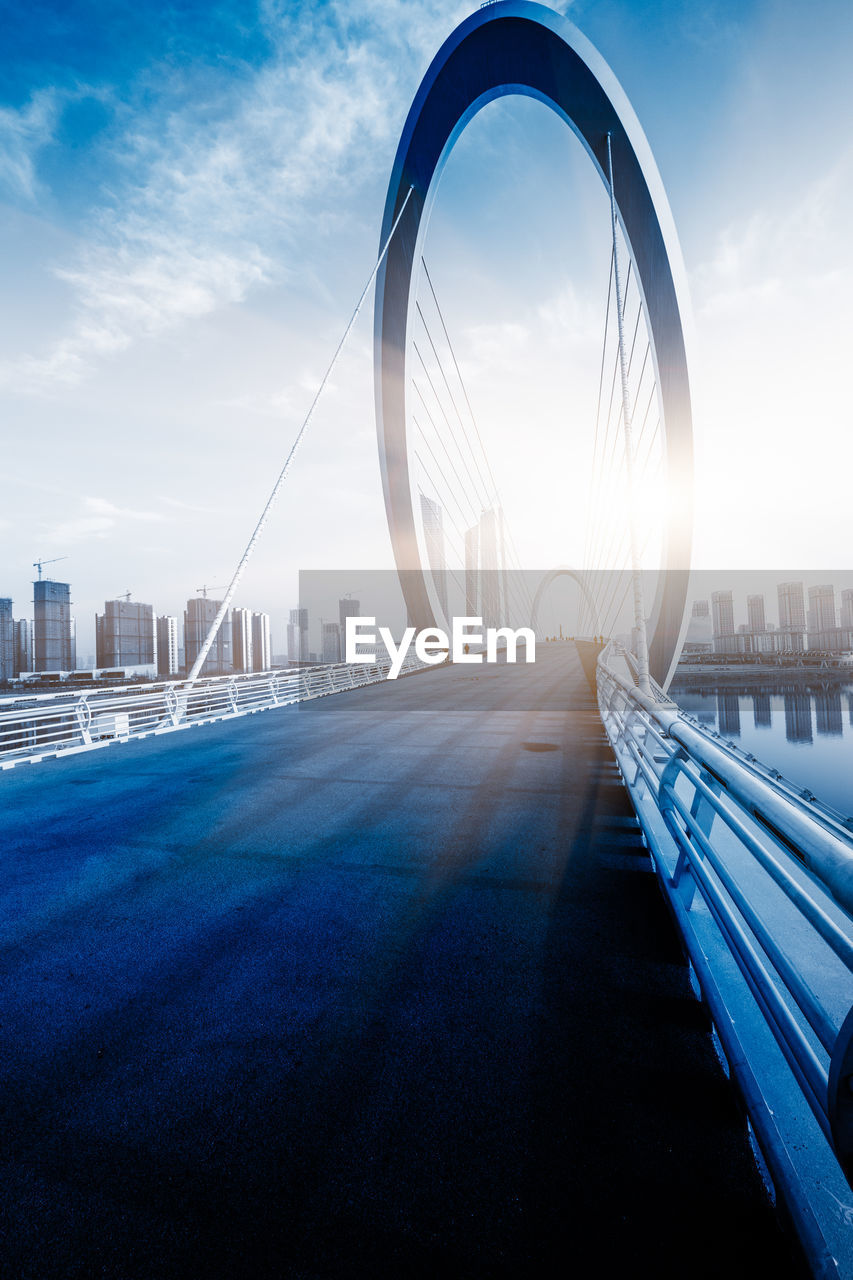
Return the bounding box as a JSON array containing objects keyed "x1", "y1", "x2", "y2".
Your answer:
[
  {"x1": 0, "y1": 655, "x2": 427, "y2": 769},
  {"x1": 597, "y1": 642, "x2": 853, "y2": 1278}
]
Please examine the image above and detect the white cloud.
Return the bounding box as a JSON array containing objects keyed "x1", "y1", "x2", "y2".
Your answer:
[
  {"x1": 41, "y1": 496, "x2": 168, "y2": 545},
  {"x1": 688, "y1": 150, "x2": 853, "y2": 566},
  {"x1": 0, "y1": 90, "x2": 58, "y2": 202},
  {"x1": 0, "y1": 9, "x2": 414, "y2": 393}
]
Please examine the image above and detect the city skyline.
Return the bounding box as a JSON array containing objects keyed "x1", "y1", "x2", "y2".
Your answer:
[{"x1": 1, "y1": 0, "x2": 852, "y2": 655}]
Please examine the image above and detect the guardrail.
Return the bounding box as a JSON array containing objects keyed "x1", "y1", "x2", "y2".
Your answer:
[
  {"x1": 597, "y1": 642, "x2": 853, "y2": 1278},
  {"x1": 0, "y1": 655, "x2": 426, "y2": 769}
]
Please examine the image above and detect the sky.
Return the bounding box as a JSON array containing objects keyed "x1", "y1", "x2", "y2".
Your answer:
[{"x1": 1, "y1": 0, "x2": 851, "y2": 661}]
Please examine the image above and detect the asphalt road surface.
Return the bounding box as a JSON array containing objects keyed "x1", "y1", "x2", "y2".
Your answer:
[{"x1": 0, "y1": 646, "x2": 802, "y2": 1277}]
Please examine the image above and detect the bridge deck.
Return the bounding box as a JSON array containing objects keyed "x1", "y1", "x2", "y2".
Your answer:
[{"x1": 1, "y1": 646, "x2": 800, "y2": 1277}]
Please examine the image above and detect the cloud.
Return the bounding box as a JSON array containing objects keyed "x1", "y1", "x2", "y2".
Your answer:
[
  {"x1": 693, "y1": 149, "x2": 853, "y2": 317},
  {"x1": 0, "y1": 90, "x2": 58, "y2": 202},
  {"x1": 41, "y1": 496, "x2": 168, "y2": 544},
  {"x1": 0, "y1": 1, "x2": 462, "y2": 394}
]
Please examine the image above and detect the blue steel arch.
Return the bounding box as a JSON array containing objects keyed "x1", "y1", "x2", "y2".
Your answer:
[{"x1": 374, "y1": 0, "x2": 693, "y2": 688}]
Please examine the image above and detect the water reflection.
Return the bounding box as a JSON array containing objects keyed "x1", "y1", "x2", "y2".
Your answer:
[
  {"x1": 815, "y1": 691, "x2": 843, "y2": 737},
  {"x1": 784, "y1": 693, "x2": 812, "y2": 744},
  {"x1": 669, "y1": 673, "x2": 853, "y2": 819},
  {"x1": 718, "y1": 693, "x2": 741, "y2": 738}
]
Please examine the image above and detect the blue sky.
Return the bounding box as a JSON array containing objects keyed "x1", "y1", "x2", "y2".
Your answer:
[{"x1": 1, "y1": 0, "x2": 851, "y2": 659}]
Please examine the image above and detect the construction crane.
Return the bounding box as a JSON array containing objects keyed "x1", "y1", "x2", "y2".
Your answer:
[
  {"x1": 33, "y1": 556, "x2": 67, "y2": 581},
  {"x1": 114, "y1": 590, "x2": 132, "y2": 602},
  {"x1": 196, "y1": 584, "x2": 225, "y2": 599}
]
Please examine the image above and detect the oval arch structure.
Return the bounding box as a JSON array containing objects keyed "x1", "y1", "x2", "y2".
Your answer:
[
  {"x1": 374, "y1": 0, "x2": 693, "y2": 689},
  {"x1": 530, "y1": 568, "x2": 602, "y2": 639}
]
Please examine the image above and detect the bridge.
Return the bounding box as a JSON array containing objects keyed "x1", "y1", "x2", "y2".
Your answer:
[
  {"x1": 1, "y1": 646, "x2": 801, "y2": 1277},
  {"x1": 3, "y1": 4, "x2": 853, "y2": 1278}
]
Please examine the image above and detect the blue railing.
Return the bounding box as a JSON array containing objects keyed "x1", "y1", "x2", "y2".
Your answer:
[{"x1": 597, "y1": 643, "x2": 853, "y2": 1279}]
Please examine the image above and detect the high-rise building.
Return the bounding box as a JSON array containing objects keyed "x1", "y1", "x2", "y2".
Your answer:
[
  {"x1": 339, "y1": 596, "x2": 360, "y2": 635},
  {"x1": 841, "y1": 589, "x2": 853, "y2": 630},
  {"x1": 479, "y1": 507, "x2": 501, "y2": 630},
  {"x1": 420, "y1": 495, "x2": 448, "y2": 623},
  {"x1": 683, "y1": 598, "x2": 713, "y2": 654},
  {"x1": 33, "y1": 579, "x2": 72, "y2": 671},
  {"x1": 808, "y1": 584, "x2": 836, "y2": 634},
  {"x1": 184, "y1": 596, "x2": 232, "y2": 676},
  {"x1": 747, "y1": 594, "x2": 766, "y2": 633},
  {"x1": 96, "y1": 599, "x2": 156, "y2": 670},
  {"x1": 251, "y1": 612, "x2": 271, "y2": 672},
  {"x1": 465, "y1": 524, "x2": 479, "y2": 617},
  {"x1": 231, "y1": 607, "x2": 254, "y2": 674},
  {"x1": 777, "y1": 581, "x2": 806, "y2": 653},
  {"x1": 287, "y1": 608, "x2": 308, "y2": 664},
  {"x1": 321, "y1": 621, "x2": 340, "y2": 663},
  {"x1": 13, "y1": 619, "x2": 31, "y2": 677},
  {"x1": 157, "y1": 616, "x2": 179, "y2": 676},
  {"x1": 711, "y1": 590, "x2": 734, "y2": 635},
  {"x1": 0, "y1": 598, "x2": 13, "y2": 681}
]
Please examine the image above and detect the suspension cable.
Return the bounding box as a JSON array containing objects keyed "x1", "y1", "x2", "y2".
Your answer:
[{"x1": 185, "y1": 187, "x2": 415, "y2": 685}]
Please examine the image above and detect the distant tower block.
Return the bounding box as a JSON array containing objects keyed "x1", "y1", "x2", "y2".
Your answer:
[{"x1": 33, "y1": 579, "x2": 72, "y2": 672}]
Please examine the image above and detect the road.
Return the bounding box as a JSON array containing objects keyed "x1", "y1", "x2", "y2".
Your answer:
[{"x1": 0, "y1": 645, "x2": 800, "y2": 1277}]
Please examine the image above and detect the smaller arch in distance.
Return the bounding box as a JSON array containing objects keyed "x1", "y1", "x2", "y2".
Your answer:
[{"x1": 530, "y1": 568, "x2": 601, "y2": 638}]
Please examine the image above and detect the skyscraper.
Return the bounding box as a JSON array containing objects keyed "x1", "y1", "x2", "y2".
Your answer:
[
  {"x1": 420, "y1": 495, "x2": 448, "y2": 623},
  {"x1": 157, "y1": 616, "x2": 179, "y2": 676},
  {"x1": 321, "y1": 621, "x2": 340, "y2": 663},
  {"x1": 184, "y1": 597, "x2": 232, "y2": 676},
  {"x1": 711, "y1": 590, "x2": 735, "y2": 653},
  {"x1": 808, "y1": 584, "x2": 836, "y2": 634},
  {"x1": 13, "y1": 619, "x2": 31, "y2": 677},
  {"x1": 0, "y1": 598, "x2": 13, "y2": 681},
  {"x1": 251, "y1": 612, "x2": 271, "y2": 672},
  {"x1": 465, "y1": 524, "x2": 479, "y2": 617},
  {"x1": 231, "y1": 607, "x2": 254, "y2": 674},
  {"x1": 479, "y1": 507, "x2": 501, "y2": 630},
  {"x1": 339, "y1": 596, "x2": 360, "y2": 637},
  {"x1": 841, "y1": 589, "x2": 853, "y2": 630},
  {"x1": 95, "y1": 599, "x2": 156, "y2": 670},
  {"x1": 777, "y1": 582, "x2": 806, "y2": 653},
  {"x1": 747, "y1": 594, "x2": 766, "y2": 633},
  {"x1": 287, "y1": 608, "x2": 308, "y2": 663},
  {"x1": 33, "y1": 579, "x2": 72, "y2": 671}
]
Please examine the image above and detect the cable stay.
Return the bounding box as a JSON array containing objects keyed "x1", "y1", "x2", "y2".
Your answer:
[
  {"x1": 578, "y1": 143, "x2": 665, "y2": 660},
  {"x1": 409, "y1": 257, "x2": 534, "y2": 630},
  {"x1": 185, "y1": 187, "x2": 415, "y2": 686}
]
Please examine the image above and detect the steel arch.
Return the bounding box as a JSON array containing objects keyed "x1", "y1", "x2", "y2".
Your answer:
[
  {"x1": 529, "y1": 567, "x2": 601, "y2": 638},
  {"x1": 374, "y1": 0, "x2": 693, "y2": 688}
]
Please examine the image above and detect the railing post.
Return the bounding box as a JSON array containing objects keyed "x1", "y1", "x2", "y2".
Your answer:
[
  {"x1": 670, "y1": 765, "x2": 721, "y2": 909},
  {"x1": 74, "y1": 697, "x2": 93, "y2": 747},
  {"x1": 829, "y1": 1007, "x2": 853, "y2": 1184}
]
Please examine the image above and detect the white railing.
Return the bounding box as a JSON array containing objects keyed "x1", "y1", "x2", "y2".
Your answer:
[
  {"x1": 0, "y1": 655, "x2": 427, "y2": 769},
  {"x1": 597, "y1": 642, "x2": 853, "y2": 1279}
]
